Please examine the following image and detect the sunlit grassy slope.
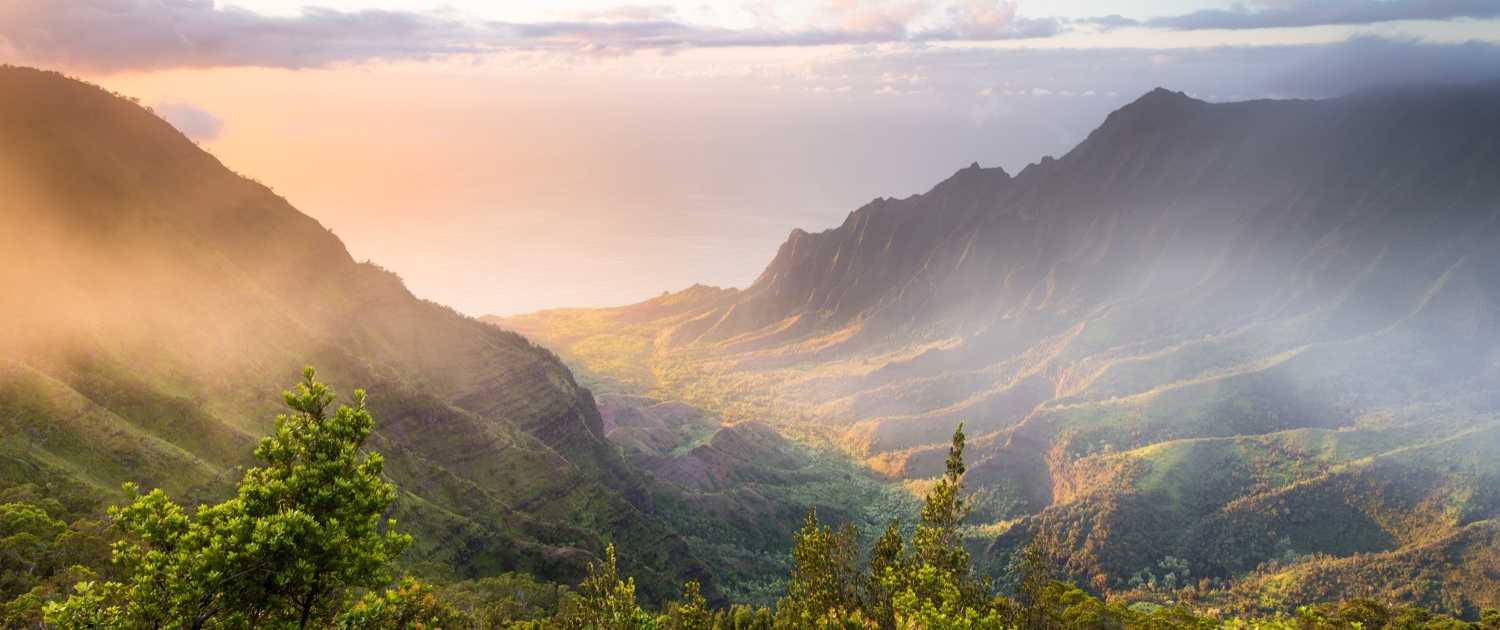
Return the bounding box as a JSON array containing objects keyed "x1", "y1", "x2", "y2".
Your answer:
[
  {"x1": 494, "y1": 85, "x2": 1500, "y2": 615},
  {"x1": 0, "y1": 66, "x2": 714, "y2": 603}
]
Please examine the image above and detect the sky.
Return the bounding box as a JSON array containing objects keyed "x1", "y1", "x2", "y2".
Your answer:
[{"x1": 3, "y1": 1, "x2": 1500, "y2": 316}]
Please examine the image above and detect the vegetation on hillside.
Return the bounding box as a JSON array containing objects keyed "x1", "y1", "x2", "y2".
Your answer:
[
  {"x1": 38, "y1": 369, "x2": 423, "y2": 629},
  {"x1": 497, "y1": 297, "x2": 1500, "y2": 618},
  {"x1": 2, "y1": 66, "x2": 1498, "y2": 627},
  {"x1": 3, "y1": 381, "x2": 1495, "y2": 629},
  {"x1": 0, "y1": 64, "x2": 716, "y2": 603},
  {"x1": 494, "y1": 83, "x2": 1500, "y2": 617}
]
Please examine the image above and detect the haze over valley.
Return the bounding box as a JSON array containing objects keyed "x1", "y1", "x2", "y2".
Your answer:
[
  {"x1": 498, "y1": 82, "x2": 1500, "y2": 614},
  {"x1": 12, "y1": 1, "x2": 1500, "y2": 316},
  {"x1": 3, "y1": 1, "x2": 1500, "y2": 628}
]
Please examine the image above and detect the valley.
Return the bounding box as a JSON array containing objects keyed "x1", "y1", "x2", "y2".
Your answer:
[
  {"x1": 495, "y1": 85, "x2": 1500, "y2": 617},
  {"x1": 1, "y1": 62, "x2": 1498, "y2": 627}
]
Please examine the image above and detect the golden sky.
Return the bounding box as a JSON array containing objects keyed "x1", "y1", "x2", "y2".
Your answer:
[{"x1": 5, "y1": 1, "x2": 1499, "y2": 314}]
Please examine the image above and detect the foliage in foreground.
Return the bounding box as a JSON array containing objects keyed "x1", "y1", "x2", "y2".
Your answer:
[
  {"x1": 2, "y1": 374, "x2": 1496, "y2": 630},
  {"x1": 43, "y1": 368, "x2": 425, "y2": 630}
]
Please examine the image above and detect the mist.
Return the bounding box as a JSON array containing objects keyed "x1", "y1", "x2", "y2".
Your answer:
[{"x1": 5, "y1": 25, "x2": 1500, "y2": 617}]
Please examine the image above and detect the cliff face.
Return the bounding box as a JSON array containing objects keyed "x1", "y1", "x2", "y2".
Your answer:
[
  {"x1": 694, "y1": 86, "x2": 1500, "y2": 350},
  {"x1": 498, "y1": 84, "x2": 1500, "y2": 613},
  {"x1": 648, "y1": 85, "x2": 1500, "y2": 450},
  {"x1": 0, "y1": 66, "x2": 709, "y2": 602}
]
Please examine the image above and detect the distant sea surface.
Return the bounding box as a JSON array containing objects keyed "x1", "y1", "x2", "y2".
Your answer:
[{"x1": 185, "y1": 71, "x2": 1118, "y2": 316}]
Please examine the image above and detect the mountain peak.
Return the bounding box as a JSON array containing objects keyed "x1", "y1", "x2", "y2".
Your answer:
[
  {"x1": 943, "y1": 161, "x2": 1009, "y2": 183},
  {"x1": 1143, "y1": 86, "x2": 1193, "y2": 100},
  {"x1": 1113, "y1": 86, "x2": 1203, "y2": 117},
  {"x1": 465, "y1": 82, "x2": 1500, "y2": 614},
  {"x1": 1051, "y1": 86, "x2": 1223, "y2": 173}
]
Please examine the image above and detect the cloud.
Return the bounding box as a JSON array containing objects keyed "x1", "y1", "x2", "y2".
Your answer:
[
  {"x1": 0, "y1": 0, "x2": 485, "y2": 72},
  {"x1": 816, "y1": 0, "x2": 932, "y2": 40},
  {"x1": 154, "y1": 101, "x2": 224, "y2": 141},
  {"x1": 1149, "y1": 0, "x2": 1500, "y2": 30},
  {"x1": 924, "y1": 0, "x2": 1062, "y2": 40},
  {"x1": 879, "y1": 71, "x2": 925, "y2": 83},
  {"x1": 6, "y1": 0, "x2": 1494, "y2": 76},
  {"x1": 1075, "y1": 14, "x2": 1140, "y2": 31},
  {"x1": 1267, "y1": 36, "x2": 1500, "y2": 97},
  {"x1": 558, "y1": 4, "x2": 679, "y2": 23},
  {"x1": 0, "y1": 0, "x2": 1066, "y2": 73},
  {"x1": 792, "y1": 35, "x2": 1500, "y2": 107}
]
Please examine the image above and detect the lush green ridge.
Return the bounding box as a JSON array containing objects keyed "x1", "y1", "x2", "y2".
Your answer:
[
  {"x1": 3, "y1": 59, "x2": 1497, "y2": 619},
  {"x1": 0, "y1": 65, "x2": 709, "y2": 601},
  {"x1": 8, "y1": 397, "x2": 1495, "y2": 630},
  {"x1": 592, "y1": 393, "x2": 923, "y2": 606},
  {"x1": 494, "y1": 85, "x2": 1500, "y2": 616}
]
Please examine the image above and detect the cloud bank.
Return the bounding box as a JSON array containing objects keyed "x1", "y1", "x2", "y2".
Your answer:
[
  {"x1": 777, "y1": 35, "x2": 1500, "y2": 111},
  {"x1": 1268, "y1": 36, "x2": 1500, "y2": 96},
  {"x1": 1150, "y1": 0, "x2": 1500, "y2": 30},
  {"x1": 8, "y1": 0, "x2": 1495, "y2": 74},
  {"x1": 0, "y1": 0, "x2": 485, "y2": 72},
  {"x1": 0, "y1": 0, "x2": 1065, "y2": 72}
]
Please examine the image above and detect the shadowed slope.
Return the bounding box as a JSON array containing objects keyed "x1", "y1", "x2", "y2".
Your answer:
[
  {"x1": 0, "y1": 66, "x2": 710, "y2": 602},
  {"x1": 497, "y1": 84, "x2": 1500, "y2": 613}
]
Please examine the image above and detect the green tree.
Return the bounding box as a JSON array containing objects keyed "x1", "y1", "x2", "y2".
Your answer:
[
  {"x1": 1387, "y1": 607, "x2": 1472, "y2": 630},
  {"x1": 881, "y1": 423, "x2": 1009, "y2": 630},
  {"x1": 1340, "y1": 599, "x2": 1393, "y2": 630},
  {"x1": 663, "y1": 581, "x2": 711, "y2": 630},
  {"x1": 335, "y1": 578, "x2": 439, "y2": 630},
  {"x1": 1479, "y1": 608, "x2": 1499, "y2": 630},
  {"x1": 725, "y1": 604, "x2": 773, "y2": 630},
  {"x1": 45, "y1": 367, "x2": 414, "y2": 630},
  {"x1": 865, "y1": 518, "x2": 905, "y2": 630},
  {"x1": 1014, "y1": 539, "x2": 1053, "y2": 630},
  {"x1": 0, "y1": 502, "x2": 66, "y2": 599},
  {"x1": 776, "y1": 509, "x2": 863, "y2": 629},
  {"x1": 905, "y1": 423, "x2": 984, "y2": 610},
  {"x1": 0, "y1": 496, "x2": 115, "y2": 629},
  {"x1": 429, "y1": 572, "x2": 565, "y2": 628},
  {"x1": 571, "y1": 544, "x2": 650, "y2": 630}
]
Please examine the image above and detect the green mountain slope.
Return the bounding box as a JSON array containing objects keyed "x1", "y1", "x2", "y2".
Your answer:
[
  {"x1": 495, "y1": 85, "x2": 1500, "y2": 615},
  {"x1": 0, "y1": 66, "x2": 709, "y2": 602}
]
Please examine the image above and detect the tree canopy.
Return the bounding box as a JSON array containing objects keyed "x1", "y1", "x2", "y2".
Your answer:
[{"x1": 46, "y1": 368, "x2": 418, "y2": 630}]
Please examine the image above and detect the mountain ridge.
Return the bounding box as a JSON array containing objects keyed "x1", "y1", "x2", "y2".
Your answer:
[
  {"x1": 497, "y1": 83, "x2": 1500, "y2": 615},
  {"x1": 0, "y1": 65, "x2": 713, "y2": 603}
]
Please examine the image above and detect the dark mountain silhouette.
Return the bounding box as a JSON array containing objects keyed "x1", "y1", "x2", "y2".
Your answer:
[{"x1": 499, "y1": 84, "x2": 1500, "y2": 615}]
